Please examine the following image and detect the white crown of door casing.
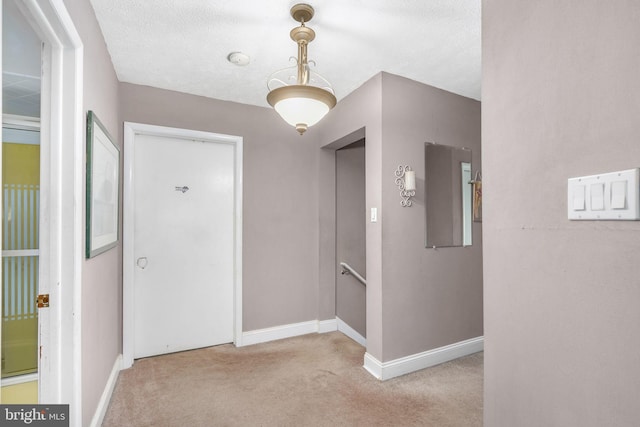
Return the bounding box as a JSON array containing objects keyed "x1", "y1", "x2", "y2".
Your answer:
[{"x1": 122, "y1": 122, "x2": 243, "y2": 368}]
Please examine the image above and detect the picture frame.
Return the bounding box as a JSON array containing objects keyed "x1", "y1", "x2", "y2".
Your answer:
[
  {"x1": 472, "y1": 171, "x2": 482, "y2": 222},
  {"x1": 86, "y1": 111, "x2": 120, "y2": 258}
]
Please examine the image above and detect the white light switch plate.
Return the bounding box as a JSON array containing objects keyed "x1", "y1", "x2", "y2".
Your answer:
[
  {"x1": 568, "y1": 168, "x2": 640, "y2": 220},
  {"x1": 370, "y1": 207, "x2": 378, "y2": 222}
]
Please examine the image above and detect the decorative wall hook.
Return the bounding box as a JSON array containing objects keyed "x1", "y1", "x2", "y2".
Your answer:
[{"x1": 395, "y1": 165, "x2": 416, "y2": 207}]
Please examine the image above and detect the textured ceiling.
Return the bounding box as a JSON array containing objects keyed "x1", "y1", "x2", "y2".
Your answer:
[
  {"x1": 90, "y1": 0, "x2": 481, "y2": 108},
  {"x1": 3, "y1": 0, "x2": 42, "y2": 118}
]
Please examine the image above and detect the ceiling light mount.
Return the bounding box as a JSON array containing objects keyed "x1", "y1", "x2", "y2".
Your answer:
[
  {"x1": 267, "y1": 3, "x2": 336, "y2": 135},
  {"x1": 290, "y1": 3, "x2": 314, "y2": 24}
]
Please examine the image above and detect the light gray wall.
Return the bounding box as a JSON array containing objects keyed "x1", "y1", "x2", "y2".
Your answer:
[
  {"x1": 379, "y1": 73, "x2": 482, "y2": 361},
  {"x1": 318, "y1": 73, "x2": 482, "y2": 362},
  {"x1": 336, "y1": 140, "x2": 366, "y2": 337},
  {"x1": 63, "y1": 0, "x2": 121, "y2": 425},
  {"x1": 483, "y1": 1, "x2": 640, "y2": 425},
  {"x1": 118, "y1": 83, "x2": 321, "y2": 332}
]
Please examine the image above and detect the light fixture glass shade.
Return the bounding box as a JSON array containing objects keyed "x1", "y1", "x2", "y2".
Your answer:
[
  {"x1": 267, "y1": 84, "x2": 336, "y2": 134},
  {"x1": 404, "y1": 170, "x2": 416, "y2": 191}
]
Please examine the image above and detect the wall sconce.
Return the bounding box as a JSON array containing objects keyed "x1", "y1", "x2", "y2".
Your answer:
[{"x1": 395, "y1": 165, "x2": 416, "y2": 207}]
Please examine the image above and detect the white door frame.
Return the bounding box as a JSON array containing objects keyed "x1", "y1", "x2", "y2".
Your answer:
[
  {"x1": 122, "y1": 122, "x2": 243, "y2": 368},
  {"x1": 1, "y1": 0, "x2": 83, "y2": 421}
]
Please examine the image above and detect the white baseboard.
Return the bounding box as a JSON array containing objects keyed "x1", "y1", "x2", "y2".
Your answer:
[
  {"x1": 318, "y1": 318, "x2": 338, "y2": 333},
  {"x1": 337, "y1": 317, "x2": 366, "y2": 347},
  {"x1": 241, "y1": 319, "x2": 339, "y2": 347},
  {"x1": 363, "y1": 336, "x2": 484, "y2": 381},
  {"x1": 89, "y1": 354, "x2": 122, "y2": 427}
]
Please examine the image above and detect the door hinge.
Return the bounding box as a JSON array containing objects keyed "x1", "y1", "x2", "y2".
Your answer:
[{"x1": 37, "y1": 294, "x2": 50, "y2": 308}]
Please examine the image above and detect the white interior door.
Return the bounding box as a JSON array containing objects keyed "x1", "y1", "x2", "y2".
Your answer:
[{"x1": 132, "y1": 133, "x2": 235, "y2": 359}]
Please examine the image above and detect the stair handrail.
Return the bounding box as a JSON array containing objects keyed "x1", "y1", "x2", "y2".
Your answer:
[{"x1": 339, "y1": 262, "x2": 366, "y2": 286}]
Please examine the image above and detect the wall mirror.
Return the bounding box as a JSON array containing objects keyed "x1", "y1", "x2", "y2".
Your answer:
[{"x1": 425, "y1": 143, "x2": 473, "y2": 248}]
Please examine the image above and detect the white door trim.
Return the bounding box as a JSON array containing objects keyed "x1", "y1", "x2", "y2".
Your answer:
[
  {"x1": 122, "y1": 122, "x2": 243, "y2": 368},
  {"x1": 4, "y1": 0, "x2": 83, "y2": 422}
]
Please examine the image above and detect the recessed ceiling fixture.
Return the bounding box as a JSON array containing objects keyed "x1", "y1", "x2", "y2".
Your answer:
[{"x1": 267, "y1": 3, "x2": 336, "y2": 135}]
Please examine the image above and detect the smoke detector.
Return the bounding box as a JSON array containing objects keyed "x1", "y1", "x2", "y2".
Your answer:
[{"x1": 227, "y1": 52, "x2": 250, "y2": 66}]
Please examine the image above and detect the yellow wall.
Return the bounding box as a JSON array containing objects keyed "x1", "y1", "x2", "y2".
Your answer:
[
  {"x1": 2, "y1": 141, "x2": 40, "y2": 378},
  {"x1": 2, "y1": 143, "x2": 40, "y2": 185},
  {"x1": 1, "y1": 381, "x2": 38, "y2": 403}
]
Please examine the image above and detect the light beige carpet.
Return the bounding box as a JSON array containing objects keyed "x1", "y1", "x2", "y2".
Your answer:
[{"x1": 103, "y1": 332, "x2": 482, "y2": 426}]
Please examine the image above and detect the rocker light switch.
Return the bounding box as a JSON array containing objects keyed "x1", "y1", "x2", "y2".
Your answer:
[
  {"x1": 572, "y1": 185, "x2": 585, "y2": 210},
  {"x1": 370, "y1": 207, "x2": 378, "y2": 223},
  {"x1": 590, "y1": 183, "x2": 605, "y2": 211},
  {"x1": 611, "y1": 181, "x2": 627, "y2": 209}
]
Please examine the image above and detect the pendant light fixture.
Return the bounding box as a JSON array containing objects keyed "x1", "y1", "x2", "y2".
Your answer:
[{"x1": 267, "y1": 3, "x2": 336, "y2": 135}]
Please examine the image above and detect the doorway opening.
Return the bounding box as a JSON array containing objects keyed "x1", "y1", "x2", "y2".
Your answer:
[
  {"x1": 319, "y1": 127, "x2": 367, "y2": 347},
  {"x1": 335, "y1": 139, "x2": 366, "y2": 346},
  {"x1": 2, "y1": 0, "x2": 42, "y2": 403},
  {"x1": 1, "y1": 0, "x2": 83, "y2": 415}
]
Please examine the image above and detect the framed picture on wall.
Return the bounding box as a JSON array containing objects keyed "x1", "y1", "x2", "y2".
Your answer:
[{"x1": 86, "y1": 110, "x2": 120, "y2": 258}]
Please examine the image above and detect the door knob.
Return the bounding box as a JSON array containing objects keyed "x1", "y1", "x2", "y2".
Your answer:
[{"x1": 136, "y1": 257, "x2": 148, "y2": 269}]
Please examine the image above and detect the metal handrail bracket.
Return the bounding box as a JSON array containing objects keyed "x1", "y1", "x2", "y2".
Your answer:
[{"x1": 339, "y1": 262, "x2": 366, "y2": 286}]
